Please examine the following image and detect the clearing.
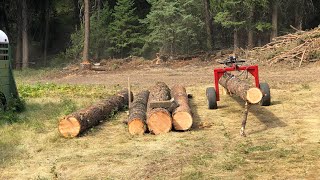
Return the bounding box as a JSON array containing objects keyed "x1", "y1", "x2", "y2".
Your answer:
[{"x1": 1, "y1": 60, "x2": 320, "y2": 179}]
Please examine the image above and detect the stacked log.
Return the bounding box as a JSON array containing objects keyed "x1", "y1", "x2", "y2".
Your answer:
[
  {"x1": 171, "y1": 85, "x2": 193, "y2": 130},
  {"x1": 127, "y1": 90, "x2": 149, "y2": 135},
  {"x1": 219, "y1": 73, "x2": 263, "y2": 104},
  {"x1": 58, "y1": 89, "x2": 131, "y2": 138},
  {"x1": 147, "y1": 82, "x2": 172, "y2": 135}
]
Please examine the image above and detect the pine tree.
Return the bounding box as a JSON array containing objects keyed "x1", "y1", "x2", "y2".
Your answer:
[
  {"x1": 142, "y1": 0, "x2": 205, "y2": 56},
  {"x1": 108, "y1": 0, "x2": 142, "y2": 58}
]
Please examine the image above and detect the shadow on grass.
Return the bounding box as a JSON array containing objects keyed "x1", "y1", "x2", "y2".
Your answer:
[{"x1": 231, "y1": 96, "x2": 287, "y2": 134}]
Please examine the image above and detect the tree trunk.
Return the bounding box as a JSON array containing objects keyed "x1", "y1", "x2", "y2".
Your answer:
[
  {"x1": 203, "y1": 0, "x2": 214, "y2": 50},
  {"x1": 247, "y1": 7, "x2": 254, "y2": 49},
  {"x1": 270, "y1": 1, "x2": 278, "y2": 41},
  {"x1": 233, "y1": 29, "x2": 239, "y2": 51},
  {"x1": 127, "y1": 90, "x2": 149, "y2": 135},
  {"x1": 294, "y1": 0, "x2": 303, "y2": 30},
  {"x1": 171, "y1": 85, "x2": 193, "y2": 131},
  {"x1": 15, "y1": 0, "x2": 22, "y2": 69},
  {"x1": 219, "y1": 72, "x2": 263, "y2": 104},
  {"x1": 147, "y1": 82, "x2": 172, "y2": 135},
  {"x1": 82, "y1": 0, "x2": 90, "y2": 63},
  {"x1": 43, "y1": 0, "x2": 50, "y2": 66},
  {"x1": 22, "y1": 0, "x2": 29, "y2": 68},
  {"x1": 95, "y1": 0, "x2": 101, "y2": 59},
  {"x1": 58, "y1": 89, "x2": 132, "y2": 138}
]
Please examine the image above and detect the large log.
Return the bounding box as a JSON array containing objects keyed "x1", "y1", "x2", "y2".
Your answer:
[
  {"x1": 58, "y1": 89, "x2": 131, "y2": 138},
  {"x1": 171, "y1": 85, "x2": 193, "y2": 130},
  {"x1": 147, "y1": 82, "x2": 172, "y2": 135},
  {"x1": 127, "y1": 90, "x2": 149, "y2": 135},
  {"x1": 219, "y1": 73, "x2": 263, "y2": 104}
]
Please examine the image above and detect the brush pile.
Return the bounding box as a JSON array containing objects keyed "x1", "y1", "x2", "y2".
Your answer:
[{"x1": 249, "y1": 27, "x2": 320, "y2": 66}]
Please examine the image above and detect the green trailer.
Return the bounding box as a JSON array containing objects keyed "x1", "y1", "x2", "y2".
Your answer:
[{"x1": 0, "y1": 30, "x2": 20, "y2": 110}]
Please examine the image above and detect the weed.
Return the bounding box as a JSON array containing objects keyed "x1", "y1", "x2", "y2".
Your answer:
[
  {"x1": 301, "y1": 83, "x2": 310, "y2": 90},
  {"x1": 181, "y1": 171, "x2": 203, "y2": 180}
]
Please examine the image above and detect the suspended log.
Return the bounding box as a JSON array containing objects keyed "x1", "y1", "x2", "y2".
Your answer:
[
  {"x1": 147, "y1": 82, "x2": 172, "y2": 135},
  {"x1": 58, "y1": 89, "x2": 132, "y2": 138},
  {"x1": 127, "y1": 90, "x2": 149, "y2": 135},
  {"x1": 171, "y1": 85, "x2": 193, "y2": 130},
  {"x1": 219, "y1": 72, "x2": 263, "y2": 104}
]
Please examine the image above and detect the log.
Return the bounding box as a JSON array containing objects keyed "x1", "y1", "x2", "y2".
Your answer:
[
  {"x1": 58, "y1": 89, "x2": 131, "y2": 138},
  {"x1": 127, "y1": 90, "x2": 149, "y2": 135},
  {"x1": 219, "y1": 73, "x2": 263, "y2": 104},
  {"x1": 147, "y1": 82, "x2": 172, "y2": 135},
  {"x1": 171, "y1": 85, "x2": 193, "y2": 131}
]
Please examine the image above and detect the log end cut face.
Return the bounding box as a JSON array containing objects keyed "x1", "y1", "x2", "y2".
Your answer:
[
  {"x1": 172, "y1": 112, "x2": 193, "y2": 131},
  {"x1": 58, "y1": 117, "x2": 81, "y2": 138},
  {"x1": 147, "y1": 109, "x2": 172, "y2": 135},
  {"x1": 128, "y1": 119, "x2": 146, "y2": 135},
  {"x1": 246, "y1": 87, "x2": 263, "y2": 104}
]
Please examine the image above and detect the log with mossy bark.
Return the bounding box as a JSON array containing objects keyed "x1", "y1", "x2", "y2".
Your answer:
[
  {"x1": 219, "y1": 72, "x2": 263, "y2": 104},
  {"x1": 127, "y1": 90, "x2": 149, "y2": 135},
  {"x1": 147, "y1": 82, "x2": 172, "y2": 135},
  {"x1": 171, "y1": 84, "x2": 193, "y2": 131},
  {"x1": 58, "y1": 89, "x2": 132, "y2": 138}
]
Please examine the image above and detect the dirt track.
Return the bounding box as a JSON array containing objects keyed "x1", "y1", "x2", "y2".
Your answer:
[{"x1": 46, "y1": 61, "x2": 320, "y2": 90}]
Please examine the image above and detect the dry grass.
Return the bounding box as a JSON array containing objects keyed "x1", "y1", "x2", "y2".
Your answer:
[{"x1": 1, "y1": 67, "x2": 320, "y2": 179}]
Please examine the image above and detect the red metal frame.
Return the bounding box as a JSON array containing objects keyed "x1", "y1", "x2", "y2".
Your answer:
[{"x1": 214, "y1": 64, "x2": 260, "y2": 101}]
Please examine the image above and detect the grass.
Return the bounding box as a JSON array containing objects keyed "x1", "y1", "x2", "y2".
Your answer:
[{"x1": 1, "y1": 69, "x2": 320, "y2": 179}]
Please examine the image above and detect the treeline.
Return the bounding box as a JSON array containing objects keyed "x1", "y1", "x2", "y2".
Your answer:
[{"x1": 0, "y1": 0, "x2": 319, "y2": 68}]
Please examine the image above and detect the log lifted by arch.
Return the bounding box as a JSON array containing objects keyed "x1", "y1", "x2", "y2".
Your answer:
[{"x1": 219, "y1": 72, "x2": 263, "y2": 136}]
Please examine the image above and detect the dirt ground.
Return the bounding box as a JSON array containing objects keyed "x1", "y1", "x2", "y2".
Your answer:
[{"x1": 1, "y1": 60, "x2": 320, "y2": 179}]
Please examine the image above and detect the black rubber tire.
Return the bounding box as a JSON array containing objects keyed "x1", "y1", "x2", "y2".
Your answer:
[
  {"x1": 260, "y1": 83, "x2": 271, "y2": 106},
  {"x1": 206, "y1": 87, "x2": 218, "y2": 109}
]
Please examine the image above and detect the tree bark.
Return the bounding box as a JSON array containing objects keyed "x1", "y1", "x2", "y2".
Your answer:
[
  {"x1": 127, "y1": 90, "x2": 149, "y2": 135},
  {"x1": 58, "y1": 89, "x2": 132, "y2": 138},
  {"x1": 171, "y1": 85, "x2": 193, "y2": 131},
  {"x1": 43, "y1": 0, "x2": 50, "y2": 66},
  {"x1": 270, "y1": 1, "x2": 278, "y2": 41},
  {"x1": 219, "y1": 72, "x2": 263, "y2": 104},
  {"x1": 22, "y1": 0, "x2": 29, "y2": 68},
  {"x1": 82, "y1": 0, "x2": 90, "y2": 63},
  {"x1": 147, "y1": 82, "x2": 172, "y2": 135},
  {"x1": 203, "y1": 0, "x2": 214, "y2": 50}
]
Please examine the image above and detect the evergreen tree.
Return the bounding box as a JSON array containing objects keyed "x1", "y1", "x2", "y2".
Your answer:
[
  {"x1": 142, "y1": 0, "x2": 205, "y2": 56},
  {"x1": 108, "y1": 0, "x2": 142, "y2": 58}
]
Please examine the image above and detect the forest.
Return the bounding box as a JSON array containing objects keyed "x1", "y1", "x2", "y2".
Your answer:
[{"x1": 0, "y1": 0, "x2": 320, "y2": 68}]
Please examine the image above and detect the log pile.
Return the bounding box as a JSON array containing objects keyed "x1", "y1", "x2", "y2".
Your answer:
[
  {"x1": 127, "y1": 82, "x2": 193, "y2": 135},
  {"x1": 58, "y1": 89, "x2": 131, "y2": 138},
  {"x1": 249, "y1": 27, "x2": 320, "y2": 66}
]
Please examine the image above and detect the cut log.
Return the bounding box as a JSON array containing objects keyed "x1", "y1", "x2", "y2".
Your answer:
[
  {"x1": 219, "y1": 72, "x2": 263, "y2": 104},
  {"x1": 147, "y1": 82, "x2": 172, "y2": 135},
  {"x1": 58, "y1": 89, "x2": 131, "y2": 138},
  {"x1": 127, "y1": 90, "x2": 149, "y2": 135},
  {"x1": 171, "y1": 85, "x2": 193, "y2": 131}
]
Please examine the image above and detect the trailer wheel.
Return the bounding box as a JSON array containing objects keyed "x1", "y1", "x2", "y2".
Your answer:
[
  {"x1": 206, "y1": 87, "x2": 218, "y2": 109},
  {"x1": 260, "y1": 83, "x2": 271, "y2": 106}
]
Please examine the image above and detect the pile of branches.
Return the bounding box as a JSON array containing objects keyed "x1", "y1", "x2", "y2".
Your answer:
[{"x1": 250, "y1": 27, "x2": 320, "y2": 66}]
